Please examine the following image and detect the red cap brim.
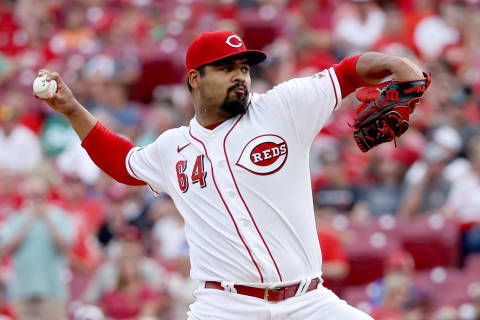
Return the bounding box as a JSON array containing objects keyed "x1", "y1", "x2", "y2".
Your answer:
[{"x1": 189, "y1": 50, "x2": 266, "y2": 71}]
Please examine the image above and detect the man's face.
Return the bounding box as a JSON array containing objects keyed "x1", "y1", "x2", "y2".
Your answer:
[{"x1": 198, "y1": 57, "x2": 251, "y2": 116}]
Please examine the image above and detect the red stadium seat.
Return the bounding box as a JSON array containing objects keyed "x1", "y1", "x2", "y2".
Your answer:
[
  {"x1": 343, "y1": 218, "x2": 401, "y2": 286},
  {"x1": 397, "y1": 215, "x2": 460, "y2": 270}
]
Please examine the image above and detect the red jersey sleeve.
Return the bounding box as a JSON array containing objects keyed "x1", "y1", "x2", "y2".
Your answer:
[
  {"x1": 333, "y1": 54, "x2": 370, "y2": 98},
  {"x1": 81, "y1": 122, "x2": 146, "y2": 186}
]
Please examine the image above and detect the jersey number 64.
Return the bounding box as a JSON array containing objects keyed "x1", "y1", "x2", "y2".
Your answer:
[{"x1": 175, "y1": 155, "x2": 207, "y2": 192}]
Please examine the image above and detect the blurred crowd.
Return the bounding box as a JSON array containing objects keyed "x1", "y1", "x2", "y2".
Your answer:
[{"x1": 1, "y1": 0, "x2": 480, "y2": 319}]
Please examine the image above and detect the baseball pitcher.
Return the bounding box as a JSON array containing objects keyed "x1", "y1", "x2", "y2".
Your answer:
[{"x1": 35, "y1": 30, "x2": 429, "y2": 319}]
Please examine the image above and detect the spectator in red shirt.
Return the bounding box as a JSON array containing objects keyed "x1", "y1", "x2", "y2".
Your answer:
[
  {"x1": 99, "y1": 226, "x2": 168, "y2": 319},
  {"x1": 315, "y1": 208, "x2": 349, "y2": 294}
]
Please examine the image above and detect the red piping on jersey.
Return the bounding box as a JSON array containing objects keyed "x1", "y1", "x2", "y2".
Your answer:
[
  {"x1": 327, "y1": 69, "x2": 339, "y2": 110},
  {"x1": 81, "y1": 121, "x2": 145, "y2": 186},
  {"x1": 126, "y1": 148, "x2": 161, "y2": 195},
  {"x1": 332, "y1": 54, "x2": 369, "y2": 98},
  {"x1": 126, "y1": 147, "x2": 142, "y2": 180},
  {"x1": 223, "y1": 109, "x2": 284, "y2": 282},
  {"x1": 204, "y1": 121, "x2": 224, "y2": 130},
  {"x1": 188, "y1": 127, "x2": 264, "y2": 283}
]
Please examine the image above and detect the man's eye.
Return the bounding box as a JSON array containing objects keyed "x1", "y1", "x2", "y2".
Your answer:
[
  {"x1": 242, "y1": 66, "x2": 249, "y2": 73},
  {"x1": 222, "y1": 67, "x2": 232, "y2": 72}
]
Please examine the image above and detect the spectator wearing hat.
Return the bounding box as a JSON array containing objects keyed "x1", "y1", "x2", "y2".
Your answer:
[{"x1": 369, "y1": 251, "x2": 417, "y2": 311}]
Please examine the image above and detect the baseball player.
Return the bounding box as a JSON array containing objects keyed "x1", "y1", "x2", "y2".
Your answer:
[{"x1": 36, "y1": 30, "x2": 425, "y2": 319}]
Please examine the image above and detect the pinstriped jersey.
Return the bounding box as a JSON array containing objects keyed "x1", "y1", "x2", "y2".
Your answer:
[{"x1": 126, "y1": 68, "x2": 342, "y2": 286}]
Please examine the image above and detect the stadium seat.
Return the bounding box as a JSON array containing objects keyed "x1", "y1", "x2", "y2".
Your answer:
[
  {"x1": 397, "y1": 215, "x2": 460, "y2": 270},
  {"x1": 343, "y1": 219, "x2": 401, "y2": 286}
]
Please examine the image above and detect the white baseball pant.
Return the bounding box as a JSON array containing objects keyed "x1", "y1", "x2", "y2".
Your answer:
[{"x1": 187, "y1": 284, "x2": 373, "y2": 320}]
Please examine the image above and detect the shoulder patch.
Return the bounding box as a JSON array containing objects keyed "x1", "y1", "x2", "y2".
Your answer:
[{"x1": 312, "y1": 70, "x2": 328, "y2": 79}]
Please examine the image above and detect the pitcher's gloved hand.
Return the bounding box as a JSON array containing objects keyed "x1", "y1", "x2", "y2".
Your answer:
[{"x1": 352, "y1": 72, "x2": 431, "y2": 152}]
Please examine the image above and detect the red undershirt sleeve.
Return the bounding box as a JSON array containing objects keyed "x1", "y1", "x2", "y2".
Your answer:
[
  {"x1": 333, "y1": 54, "x2": 370, "y2": 98},
  {"x1": 81, "y1": 122, "x2": 146, "y2": 186}
]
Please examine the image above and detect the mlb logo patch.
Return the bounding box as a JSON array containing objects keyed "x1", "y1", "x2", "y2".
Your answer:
[{"x1": 312, "y1": 70, "x2": 327, "y2": 79}]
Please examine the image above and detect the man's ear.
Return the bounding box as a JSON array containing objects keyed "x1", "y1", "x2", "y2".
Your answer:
[{"x1": 189, "y1": 70, "x2": 200, "y2": 90}]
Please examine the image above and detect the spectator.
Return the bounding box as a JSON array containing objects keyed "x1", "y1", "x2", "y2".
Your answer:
[
  {"x1": 444, "y1": 135, "x2": 480, "y2": 261},
  {"x1": 370, "y1": 272, "x2": 411, "y2": 319},
  {"x1": 99, "y1": 237, "x2": 164, "y2": 319},
  {"x1": 166, "y1": 246, "x2": 197, "y2": 320},
  {"x1": 405, "y1": 126, "x2": 463, "y2": 186},
  {"x1": 400, "y1": 143, "x2": 452, "y2": 219},
  {"x1": 413, "y1": 1, "x2": 462, "y2": 61},
  {"x1": 334, "y1": 0, "x2": 386, "y2": 56},
  {"x1": 374, "y1": 4, "x2": 416, "y2": 57},
  {"x1": 353, "y1": 149, "x2": 409, "y2": 219},
  {"x1": 370, "y1": 251, "x2": 416, "y2": 320},
  {"x1": 83, "y1": 226, "x2": 168, "y2": 307},
  {"x1": 0, "y1": 104, "x2": 42, "y2": 174},
  {"x1": 315, "y1": 208, "x2": 349, "y2": 294},
  {"x1": 96, "y1": 184, "x2": 141, "y2": 252},
  {"x1": 314, "y1": 155, "x2": 359, "y2": 215},
  {"x1": 151, "y1": 196, "x2": 186, "y2": 262},
  {"x1": 89, "y1": 81, "x2": 142, "y2": 141},
  {"x1": 0, "y1": 174, "x2": 74, "y2": 320},
  {"x1": 56, "y1": 173, "x2": 104, "y2": 273}
]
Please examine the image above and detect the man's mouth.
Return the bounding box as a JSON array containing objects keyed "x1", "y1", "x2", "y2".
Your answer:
[{"x1": 232, "y1": 88, "x2": 246, "y2": 95}]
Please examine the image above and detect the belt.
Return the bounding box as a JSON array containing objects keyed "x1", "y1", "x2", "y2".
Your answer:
[{"x1": 204, "y1": 278, "x2": 321, "y2": 302}]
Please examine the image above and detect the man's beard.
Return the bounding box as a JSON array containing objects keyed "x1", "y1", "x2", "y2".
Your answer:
[{"x1": 220, "y1": 84, "x2": 249, "y2": 116}]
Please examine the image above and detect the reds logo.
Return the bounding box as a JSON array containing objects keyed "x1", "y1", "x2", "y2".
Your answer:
[
  {"x1": 236, "y1": 135, "x2": 288, "y2": 175},
  {"x1": 226, "y1": 35, "x2": 243, "y2": 48}
]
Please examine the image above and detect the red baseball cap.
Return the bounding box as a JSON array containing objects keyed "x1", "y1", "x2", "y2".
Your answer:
[{"x1": 186, "y1": 30, "x2": 267, "y2": 71}]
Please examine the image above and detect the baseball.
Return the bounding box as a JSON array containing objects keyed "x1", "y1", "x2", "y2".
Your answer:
[{"x1": 33, "y1": 75, "x2": 57, "y2": 99}]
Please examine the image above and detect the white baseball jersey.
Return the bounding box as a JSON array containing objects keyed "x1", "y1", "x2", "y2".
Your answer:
[{"x1": 126, "y1": 68, "x2": 342, "y2": 286}]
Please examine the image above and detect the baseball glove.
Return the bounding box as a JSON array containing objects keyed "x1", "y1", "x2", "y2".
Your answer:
[{"x1": 352, "y1": 72, "x2": 431, "y2": 152}]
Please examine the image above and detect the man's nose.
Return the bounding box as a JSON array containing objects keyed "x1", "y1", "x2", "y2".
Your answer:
[{"x1": 231, "y1": 68, "x2": 246, "y2": 83}]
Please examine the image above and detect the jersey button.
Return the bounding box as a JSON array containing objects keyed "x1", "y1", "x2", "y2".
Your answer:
[
  {"x1": 218, "y1": 160, "x2": 226, "y2": 168},
  {"x1": 228, "y1": 190, "x2": 236, "y2": 198}
]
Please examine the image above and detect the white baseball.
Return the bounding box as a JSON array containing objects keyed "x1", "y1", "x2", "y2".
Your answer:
[{"x1": 33, "y1": 75, "x2": 57, "y2": 99}]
